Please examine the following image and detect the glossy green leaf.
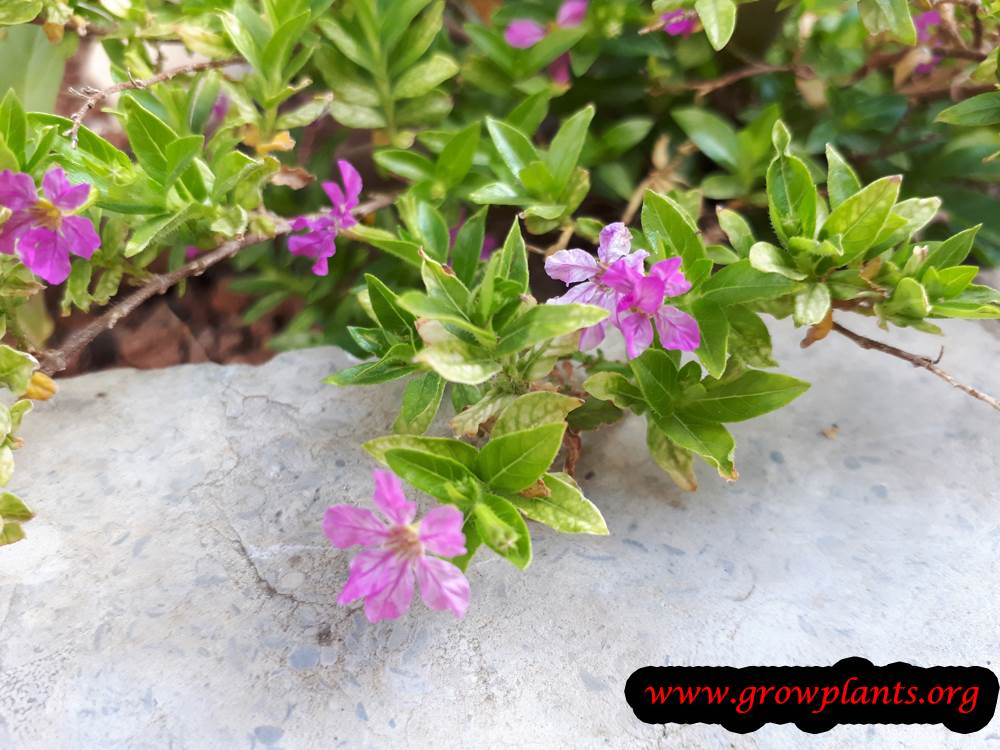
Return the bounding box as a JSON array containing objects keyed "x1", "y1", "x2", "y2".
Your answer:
[
  {"x1": 394, "y1": 372, "x2": 446, "y2": 434},
  {"x1": 474, "y1": 494, "x2": 532, "y2": 569},
  {"x1": 476, "y1": 422, "x2": 565, "y2": 492},
  {"x1": 509, "y1": 472, "x2": 608, "y2": 535},
  {"x1": 492, "y1": 392, "x2": 582, "y2": 437},
  {"x1": 694, "y1": 0, "x2": 737, "y2": 50}
]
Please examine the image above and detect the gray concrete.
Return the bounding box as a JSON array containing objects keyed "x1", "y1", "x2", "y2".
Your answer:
[{"x1": 1, "y1": 313, "x2": 999, "y2": 749}]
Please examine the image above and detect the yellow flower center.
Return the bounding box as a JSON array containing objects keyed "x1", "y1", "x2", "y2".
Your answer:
[
  {"x1": 384, "y1": 524, "x2": 423, "y2": 561},
  {"x1": 30, "y1": 199, "x2": 62, "y2": 231}
]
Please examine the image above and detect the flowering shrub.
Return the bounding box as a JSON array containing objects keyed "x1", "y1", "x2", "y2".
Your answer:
[{"x1": 1, "y1": 1, "x2": 999, "y2": 621}]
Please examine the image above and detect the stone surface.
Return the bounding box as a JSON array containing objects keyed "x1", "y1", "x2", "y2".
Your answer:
[{"x1": 1, "y1": 315, "x2": 999, "y2": 749}]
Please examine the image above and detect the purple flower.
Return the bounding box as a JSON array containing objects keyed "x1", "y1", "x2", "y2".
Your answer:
[
  {"x1": 545, "y1": 222, "x2": 699, "y2": 358},
  {"x1": 549, "y1": 53, "x2": 572, "y2": 85},
  {"x1": 615, "y1": 257, "x2": 699, "y2": 359},
  {"x1": 287, "y1": 159, "x2": 362, "y2": 276},
  {"x1": 324, "y1": 470, "x2": 470, "y2": 623},
  {"x1": 505, "y1": 19, "x2": 546, "y2": 48},
  {"x1": 0, "y1": 167, "x2": 100, "y2": 285},
  {"x1": 662, "y1": 9, "x2": 698, "y2": 37},
  {"x1": 505, "y1": 1, "x2": 588, "y2": 49},
  {"x1": 915, "y1": 10, "x2": 941, "y2": 43}
]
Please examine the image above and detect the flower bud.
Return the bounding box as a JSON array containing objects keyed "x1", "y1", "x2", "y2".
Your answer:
[{"x1": 23, "y1": 372, "x2": 57, "y2": 402}]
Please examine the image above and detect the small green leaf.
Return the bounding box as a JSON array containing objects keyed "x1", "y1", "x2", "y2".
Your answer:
[
  {"x1": 646, "y1": 422, "x2": 697, "y2": 491},
  {"x1": 486, "y1": 117, "x2": 540, "y2": 177},
  {"x1": 660, "y1": 414, "x2": 737, "y2": 479},
  {"x1": 694, "y1": 0, "x2": 737, "y2": 50},
  {"x1": 0, "y1": 345, "x2": 37, "y2": 393},
  {"x1": 641, "y1": 190, "x2": 704, "y2": 264},
  {"x1": 413, "y1": 340, "x2": 501, "y2": 385},
  {"x1": 793, "y1": 283, "x2": 832, "y2": 326},
  {"x1": 451, "y1": 207, "x2": 487, "y2": 287},
  {"x1": 497, "y1": 219, "x2": 529, "y2": 294},
  {"x1": 692, "y1": 299, "x2": 729, "y2": 378},
  {"x1": 825, "y1": 144, "x2": 862, "y2": 209},
  {"x1": 748, "y1": 241, "x2": 806, "y2": 281},
  {"x1": 328, "y1": 101, "x2": 387, "y2": 129},
  {"x1": 821, "y1": 175, "x2": 901, "y2": 263},
  {"x1": 393, "y1": 53, "x2": 460, "y2": 100},
  {"x1": 495, "y1": 304, "x2": 607, "y2": 355},
  {"x1": 0, "y1": 491, "x2": 32, "y2": 521},
  {"x1": 363, "y1": 434, "x2": 478, "y2": 468},
  {"x1": 436, "y1": 121, "x2": 480, "y2": 187},
  {"x1": 476, "y1": 422, "x2": 565, "y2": 492},
  {"x1": 681, "y1": 370, "x2": 810, "y2": 423},
  {"x1": 767, "y1": 147, "x2": 818, "y2": 246},
  {"x1": 385, "y1": 447, "x2": 478, "y2": 501},
  {"x1": 699, "y1": 260, "x2": 798, "y2": 307},
  {"x1": 124, "y1": 205, "x2": 199, "y2": 257},
  {"x1": 924, "y1": 226, "x2": 979, "y2": 270},
  {"x1": 509, "y1": 472, "x2": 608, "y2": 535},
  {"x1": 324, "y1": 345, "x2": 416, "y2": 385},
  {"x1": 716, "y1": 208, "x2": 755, "y2": 256},
  {"x1": 882, "y1": 277, "x2": 930, "y2": 319},
  {"x1": 858, "y1": 0, "x2": 917, "y2": 44},
  {"x1": 374, "y1": 149, "x2": 436, "y2": 181},
  {"x1": 474, "y1": 494, "x2": 532, "y2": 569},
  {"x1": 0, "y1": 1, "x2": 42, "y2": 25},
  {"x1": 394, "y1": 372, "x2": 446, "y2": 434},
  {"x1": 583, "y1": 371, "x2": 645, "y2": 411},
  {"x1": 673, "y1": 107, "x2": 740, "y2": 172},
  {"x1": 629, "y1": 348, "x2": 680, "y2": 418},
  {"x1": 492, "y1": 392, "x2": 582, "y2": 437},
  {"x1": 545, "y1": 105, "x2": 594, "y2": 189},
  {"x1": 727, "y1": 306, "x2": 777, "y2": 368},
  {"x1": 936, "y1": 92, "x2": 1000, "y2": 126},
  {"x1": 366, "y1": 274, "x2": 415, "y2": 335}
]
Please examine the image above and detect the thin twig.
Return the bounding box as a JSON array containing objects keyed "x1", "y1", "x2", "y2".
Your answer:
[
  {"x1": 832, "y1": 322, "x2": 1000, "y2": 413},
  {"x1": 66, "y1": 57, "x2": 241, "y2": 148},
  {"x1": 687, "y1": 64, "x2": 797, "y2": 98},
  {"x1": 38, "y1": 193, "x2": 397, "y2": 375}
]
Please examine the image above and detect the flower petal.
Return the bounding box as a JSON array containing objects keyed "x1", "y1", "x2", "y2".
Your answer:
[
  {"x1": 323, "y1": 504, "x2": 388, "y2": 548},
  {"x1": 372, "y1": 469, "x2": 416, "y2": 526},
  {"x1": 18, "y1": 227, "x2": 70, "y2": 284},
  {"x1": 43, "y1": 167, "x2": 90, "y2": 211},
  {"x1": 547, "y1": 280, "x2": 598, "y2": 306},
  {"x1": 597, "y1": 222, "x2": 632, "y2": 263},
  {"x1": 649, "y1": 257, "x2": 691, "y2": 298},
  {"x1": 337, "y1": 159, "x2": 362, "y2": 209},
  {"x1": 419, "y1": 505, "x2": 466, "y2": 557},
  {"x1": 338, "y1": 548, "x2": 397, "y2": 604},
  {"x1": 617, "y1": 312, "x2": 654, "y2": 360},
  {"x1": 655, "y1": 305, "x2": 701, "y2": 352},
  {"x1": 578, "y1": 320, "x2": 608, "y2": 351},
  {"x1": 361, "y1": 555, "x2": 415, "y2": 623},
  {"x1": 600, "y1": 257, "x2": 642, "y2": 294},
  {"x1": 59, "y1": 215, "x2": 101, "y2": 259},
  {"x1": 416, "y1": 556, "x2": 470, "y2": 618},
  {"x1": 0, "y1": 212, "x2": 33, "y2": 255},
  {"x1": 0, "y1": 171, "x2": 37, "y2": 211},
  {"x1": 548, "y1": 53, "x2": 571, "y2": 85},
  {"x1": 505, "y1": 19, "x2": 546, "y2": 48},
  {"x1": 544, "y1": 247, "x2": 599, "y2": 284},
  {"x1": 556, "y1": 0, "x2": 588, "y2": 28}
]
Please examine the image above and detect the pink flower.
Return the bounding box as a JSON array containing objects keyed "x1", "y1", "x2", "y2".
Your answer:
[
  {"x1": 324, "y1": 470, "x2": 470, "y2": 623},
  {"x1": 662, "y1": 9, "x2": 698, "y2": 37},
  {"x1": 287, "y1": 159, "x2": 362, "y2": 276},
  {"x1": 549, "y1": 53, "x2": 572, "y2": 85},
  {"x1": 915, "y1": 10, "x2": 941, "y2": 44},
  {"x1": 505, "y1": 19, "x2": 546, "y2": 48},
  {"x1": 0, "y1": 167, "x2": 100, "y2": 285},
  {"x1": 505, "y1": 1, "x2": 587, "y2": 49},
  {"x1": 545, "y1": 222, "x2": 699, "y2": 358},
  {"x1": 615, "y1": 257, "x2": 699, "y2": 359}
]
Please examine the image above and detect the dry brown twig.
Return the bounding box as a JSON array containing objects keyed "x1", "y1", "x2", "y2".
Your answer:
[
  {"x1": 66, "y1": 57, "x2": 242, "y2": 148},
  {"x1": 832, "y1": 322, "x2": 1000, "y2": 413},
  {"x1": 38, "y1": 193, "x2": 398, "y2": 375}
]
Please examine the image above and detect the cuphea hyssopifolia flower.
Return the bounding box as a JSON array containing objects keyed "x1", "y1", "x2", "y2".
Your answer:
[
  {"x1": 914, "y1": 10, "x2": 943, "y2": 74},
  {"x1": 545, "y1": 222, "x2": 700, "y2": 359},
  {"x1": 0, "y1": 167, "x2": 100, "y2": 285},
  {"x1": 286, "y1": 159, "x2": 362, "y2": 276},
  {"x1": 504, "y1": 0, "x2": 587, "y2": 83},
  {"x1": 325, "y1": 470, "x2": 470, "y2": 623},
  {"x1": 661, "y1": 9, "x2": 698, "y2": 37}
]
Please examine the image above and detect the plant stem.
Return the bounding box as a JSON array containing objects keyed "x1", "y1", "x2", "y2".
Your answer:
[{"x1": 832, "y1": 322, "x2": 1000, "y2": 413}]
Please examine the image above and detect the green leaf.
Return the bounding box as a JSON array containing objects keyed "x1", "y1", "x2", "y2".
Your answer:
[
  {"x1": 486, "y1": 117, "x2": 540, "y2": 177},
  {"x1": 0, "y1": 1, "x2": 41, "y2": 25},
  {"x1": 476, "y1": 422, "x2": 565, "y2": 492},
  {"x1": 324, "y1": 345, "x2": 416, "y2": 385},
  {"x1": 825, "y1": 144, "x2": 861, "y2": 209},
  {"x1": 363, "y1": 434, "x2": 478, "y2": 468},
  {"x1": 398, "y1": 291, "x2": 491, "y2": 340},
  {"x1": 673, "y1": 107, "x2": 740, "y2": 172},
  {"x1": 123, "y1": 98, "x2": 178, "y2": 184},
  {"x1": 394, "y1": 372, "x2": 446, "y2": 434},
  {"x1": 495, "y1": 304, "x2": 608, "y2": 355},
  {"x1": 492, "y1": 392, "x2": 582, "y2": 437},
  {"x1": 767, "y1": 148, "x2": 818, "y2": 246},
  {"x1": 660, "y1": 415, "x2": 736, "y2": 479},
  {"x1": 692, "y1": 299, "x2": 729, "y2": 378},
  {"x1": 352, "y1": 225, "x2": 421, "y2": 267},
  {"x1": 694, "y1": 0, "x2": 737, "y2": 50},
  {"x1": 646, "y1": 422, "x2": 697, "y2": 492},
  {"x1": 936, "y1": 92, "x2": 1000, "y2": 126},
  {"x1": 699, "y1": 260, "x2": 798, "y2": 307},
  {"x1": 583, "y1": 371, "x2": 645, "y2": 411},
  {"x1": 0, "y1": 490, "x2": 32, "y2": 522},
  {"x1": 681, "y1": 370, "x2": 810, "y2": 423},
  {"x1": 164, "y1": 136, "x2": 204, "y2": 188},
  {"x1": 474, "y1": 494, "x2": 532, "y2": 569},
  {"x1": 124, "y1": 205, "x2": 199, "y2": 257},
  {"x1": 393, "y1": 53, "x2": 460, "y2": 99},
  {"x1": 641, "y1": 190, "x2": 704, "y2": 264},
  {"x1": 275, "y1": 94, "x2": 332, "y2": 129},
  {"x1": 497, "y1": 219, "x2": 529, "y2": 294},
  {"x1": 374, "y1": 149, "x2": 435, "y2": 181},
  {"x1": 416, "y1": 203, "x2": 451, "y2": 262},
  {"x1": 389, "y1": 0, "x2": 445, "y2": 74},
  {"x1": 328, "y1": 100, "x2": 387, "y2": 129},
  {"x1": 716, "y1": 208, "x2": 755, "y2": 256},
  {"x1": 385, "y1": 447, "x2": 478, "y2": 501},
  {"x1": 366, "y1": 274, "x2": 415, "y2": 335},
  {"x1": 0, "y1": 445, "x2": 13, "y2": 486},
  {"x1": 0, "y1": 90, "x2": 27, "y2": 161},
  {"x1": 882, "y1": 277, "x2": 930, "y2": 319},
  {"x1": 509, "y1": 472, "x2": 608, "y2": 535},
  {"x1": 859, "y1": 0, "x2": 917, "y2": 44},
  {"x1": 0, "y1": 345, "x2": 36, "y2": 393},
  {"x1": 629, "y1": 348, "x2": 680, "y2": 417},
  {"x1": 0, "y1": 521, "x2": 26, "y2": 546},
  {"x1": 821, "y1": 176, "x2": 901, "y2": 262},
  {"x1": 413, "y1": 340, "x2": 501, "y2": 385},
  {"x1": 793, "y1": 283, "x2": 832, "y2": 326},
  {"x1": 727, "y1": 306, "x2": 777, "y2": 368},
  {"x1": 451, "y1": 207, "x2": 487, "y2": 287},
  {"x1": 436, "y1": 122, "x2": 480, "y2": 187},
  {"x1": 545, "y1": 105, "x2": 594, "y2": 189},
  {"x1": 924, "y1": 226, "x2": 979, "y2": 270},
  {"x1": 748, "y1": 242, "x2": 806, "y2": 280}
]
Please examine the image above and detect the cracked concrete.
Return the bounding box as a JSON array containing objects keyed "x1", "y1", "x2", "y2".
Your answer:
[{"x1": 1, "y1": 314, "x2": 999, "y2": 749}]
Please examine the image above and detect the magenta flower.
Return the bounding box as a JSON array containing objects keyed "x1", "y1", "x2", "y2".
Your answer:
[
  {"x1": 0, "y1": 167, "x2": 100, "y2": 285},
  {"x1": 662, "y1": 9, "x2": 698, "y2": 37},
  {"x1": 505, "y1": 1, "x2": 587, "y2": 48},
  {"x1": 915, "y1": 10, "x2": 941, "y2": 43},
  {"x1": 545, "y1": 222, "x2": 648, "y2": 350},
  {"x1": 287, "y1": 159, "x2": 362, "y2": 276},
  {"x1": 546, "y1": 222, "x2": 699, "y2": 358},
  {"x1": 614, "y1": 257, "x2": 700, "y2": 359},
  {"x1": 324, "y1": 470, "x2": 470, "y2": 623},
  {"x1": 549, "y1": 53, "x2": 572, "y2": 85}
]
